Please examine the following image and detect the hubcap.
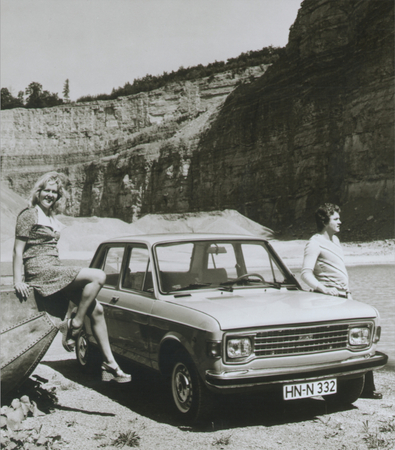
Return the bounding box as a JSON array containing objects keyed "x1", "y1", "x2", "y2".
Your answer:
[
  {"x1": 77, "y1": 334, "x2": 88, "y2": 364},
  {"x1": 172, "y1": 362, "x2": 193, "y2": 413}
]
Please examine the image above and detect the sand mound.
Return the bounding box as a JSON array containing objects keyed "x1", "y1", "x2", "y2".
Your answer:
[
  {"x1": 54, "y1": 210, "x2": 273, "y2": 258},
  {"x1": 1, "y1": 194, "x2": 273, "y2": 262},
  {"x1": 0, "y1": 176, "x2": 273, "y2": 262},
  {"x1": 56, "y1": 215, "x2": 142, "y2": 256},
  {"x1": 0, "y1": 184, "x2": 143, "y2": 262},
  {"x1": 1, "y1": 182, "x2": 29, "y2": 242},
  {"x1": 131, "y1": 210, "x2": 273, "y2": 237}
]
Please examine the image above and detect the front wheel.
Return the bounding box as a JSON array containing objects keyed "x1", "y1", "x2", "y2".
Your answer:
[
  {"x1": 170, "y1": 353, "x2": 214, "y2": 424},
  {"x1": 323, "y1": 375, "x2": 365, "y2": 405}
]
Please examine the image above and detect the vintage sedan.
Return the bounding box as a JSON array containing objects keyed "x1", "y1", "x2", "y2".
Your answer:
[{"x1": 76, "y1": 234, "x2": 387, "y2": 422}]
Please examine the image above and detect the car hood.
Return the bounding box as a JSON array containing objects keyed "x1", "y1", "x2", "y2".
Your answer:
[{"x1": 169, "y1": 289, "x2": 377, "y2": 330}]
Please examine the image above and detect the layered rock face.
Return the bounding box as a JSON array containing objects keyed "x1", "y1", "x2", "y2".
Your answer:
[
  {"x1": 1, "y1": 66, "x2": 266, "y2": 220},
  {"x1": 2, "y1": 0, "x2": 393, "y2": 239},
  {"x1": 189, "y1": 0, "x2": 394, "y2": 236}
]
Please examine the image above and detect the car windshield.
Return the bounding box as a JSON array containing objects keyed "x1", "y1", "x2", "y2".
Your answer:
[{"x1": 155, "y1": 240, "x2": 291, "y2": 294}]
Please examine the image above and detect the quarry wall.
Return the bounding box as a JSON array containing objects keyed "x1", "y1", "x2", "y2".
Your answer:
[{"x1": 1, "y1": 0, "x2": 393, "y2": 238}]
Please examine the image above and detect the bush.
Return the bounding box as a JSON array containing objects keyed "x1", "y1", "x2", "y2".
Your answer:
[{"x1": 76, "y1": 45, "x2": 284, "y2": 103}]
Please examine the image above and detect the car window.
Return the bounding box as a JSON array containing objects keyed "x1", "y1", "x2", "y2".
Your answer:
[
  {"x1": 206, "y1": 243, "x2": 238, "y2": 278},
  {"x1": 241, "y1": 243, "x2": 285, "y2": 283},
  {"x1": 156, "y1": 243, "x2": 196, "y2": 292},
  {"x1": 122, "y1": 245, "x2": 153, "y2": 293},
  {"x1": 156, "y1": 243, "x2": 194, "y2": 272},
  {"x1": 102, "y1": 246, "x2": 125, "y2": 288},
  {"x1": 155, "y1": 240, "x2": 289, "y2": 293}
]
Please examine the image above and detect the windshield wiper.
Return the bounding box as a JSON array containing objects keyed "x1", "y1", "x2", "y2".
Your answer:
[
  {"x1": 220, "y1": 277, "x2": 282, "y2": 289},
  {"x1": 169, "y1": 282, "x2": 212, "y2": 293},
  {"x1": 217, "y1": 285, "x2": 234, "y2": 292},
  {"x1": 262, "y1": 281, "x2": 282, "y2": 289}
]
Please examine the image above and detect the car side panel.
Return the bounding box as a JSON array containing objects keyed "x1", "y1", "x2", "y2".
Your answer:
[
  {"x1": 98, "y1": 287, "x2": 155, "y2": 367},
  {"x1": 149, "y1": 300, "x2": 222, "y2": 375}
]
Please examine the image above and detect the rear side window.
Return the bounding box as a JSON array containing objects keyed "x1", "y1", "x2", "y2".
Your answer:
[
  {"x1": 102, "y1": 246, "x2": 125, "y2": 288},
  {"x1": 122, "y1": 245, "x2": 153, "y2": 293}
]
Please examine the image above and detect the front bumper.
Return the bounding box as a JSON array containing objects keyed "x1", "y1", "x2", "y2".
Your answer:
[{"x1": 206, "y1": 351, "x2": 388, "y2": 390}]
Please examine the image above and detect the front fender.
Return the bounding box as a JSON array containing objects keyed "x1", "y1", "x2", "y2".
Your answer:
[
  {"x1": 156, "y1": 328, "x2": 223, "y2": 383},
  {"x1": 156, "y1": 330, "x2": 201, "y2": 374}
]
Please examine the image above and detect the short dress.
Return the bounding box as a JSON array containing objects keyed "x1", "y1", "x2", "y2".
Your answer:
[{"x1": 16, "y1": 207, "x2": 81, "y2": 297}]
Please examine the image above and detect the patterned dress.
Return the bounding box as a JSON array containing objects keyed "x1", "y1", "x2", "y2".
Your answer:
[{"x1": 16, "y1": 207, "x2": 80, "y2": 297}]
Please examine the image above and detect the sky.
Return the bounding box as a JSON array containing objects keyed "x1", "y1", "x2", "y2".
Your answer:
[{"x1": 1, "y1": 0, "x2": 302, "y2": 101}]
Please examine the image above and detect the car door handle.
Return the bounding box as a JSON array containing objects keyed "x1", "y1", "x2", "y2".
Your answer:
[{"x1": 110, "y1": 296, "x2": 120, "y2": 304}]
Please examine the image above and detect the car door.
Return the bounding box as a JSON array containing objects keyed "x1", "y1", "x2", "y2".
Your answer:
[
  {"x1": 98, "y1": 243, "x2": 155, "y2": 367},
  {"x1": 96, "y1": 244, "x2": 127, "y2": 356}
]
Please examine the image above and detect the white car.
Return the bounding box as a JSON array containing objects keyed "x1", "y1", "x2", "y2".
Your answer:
[{"x1": 76, "y1": 234, "x2": 388, "y2": 423}]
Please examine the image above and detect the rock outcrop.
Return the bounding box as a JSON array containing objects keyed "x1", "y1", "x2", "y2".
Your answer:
[
  {"x1": 1, "y1": 0, "x2": 393, "y2": 239},
  {"x1": 189, "y1": 0, "x2": 394, "y2": 237},
  {"x1": 1, "y1": 66, "x2": 266, "y2": 204}
]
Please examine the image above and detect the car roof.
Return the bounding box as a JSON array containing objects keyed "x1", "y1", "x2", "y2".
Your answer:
[{"x1": 100, "y1": 233, "x2": 269, "y2": 246}]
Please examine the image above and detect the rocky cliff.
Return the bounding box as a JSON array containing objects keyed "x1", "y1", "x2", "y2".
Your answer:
[
  {"x1": 1, "y1": 0, "x2": 393, "y2": 240},
  {"x1": 188, "y1": 0, "x2": 394, "y2": 239},
  {"x1": 1, "y1": 66, "x2": 266, "y2": 220}
]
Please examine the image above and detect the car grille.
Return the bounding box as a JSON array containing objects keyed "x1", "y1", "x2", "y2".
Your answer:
[{"x1": 254, "y1": 324, "x2": 350, "y2": 357}]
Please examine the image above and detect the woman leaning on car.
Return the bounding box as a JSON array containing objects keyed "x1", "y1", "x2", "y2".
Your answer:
[
  {"x1": 301, "y1": 203, "x2": 382, "y2": 399},
  {"x1": 13, "y1": 171, "x2": 131, "y2": 384}
]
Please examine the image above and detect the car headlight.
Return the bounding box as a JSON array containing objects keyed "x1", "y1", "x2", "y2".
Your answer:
[
  {"x1": 227, "y1": 337, "x2": 252, "y2": 359},
  {"x1": 349, "y1": 327, "x2": 371, "y2": 346}
]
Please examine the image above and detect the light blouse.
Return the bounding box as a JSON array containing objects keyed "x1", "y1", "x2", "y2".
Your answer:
[{"x1": 301, "y1": 234, "x2": 349, "y2": 291}]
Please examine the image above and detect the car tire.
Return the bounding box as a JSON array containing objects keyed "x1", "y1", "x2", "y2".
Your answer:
[
  {"x1": 75, "y1": 329, "x2": 102, "y2": 372},
  {"x1": 323, "y1": 375, "x2": 365, "y2": 405},
  {"x1": 170, "y1": 352, "x2": 214, "y2": 424}
]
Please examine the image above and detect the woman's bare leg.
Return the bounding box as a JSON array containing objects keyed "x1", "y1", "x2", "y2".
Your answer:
[
  {"x1": 88, "y1": 301, "x2": 116, "y2": 366},
  {"x1": 63, "y1": 268, "x2": 106, "y2": 332},
  {"x1": 64, "y1": 272, "x2": 130, "y2": 380}
]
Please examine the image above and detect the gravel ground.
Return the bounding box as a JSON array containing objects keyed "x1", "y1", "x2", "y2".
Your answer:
[
  {"x1": 2, "y1": 332, "x2": 394, "y2": 450},
  {"x1": 2, "y1": 238, "x2": 394, "y2": 449}
]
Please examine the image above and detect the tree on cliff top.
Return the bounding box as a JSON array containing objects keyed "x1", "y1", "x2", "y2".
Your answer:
[
  {"x1": 25, "y1": 82, "x2": 44, "y2": 108},
  {"x1": 24, "y1": 82, "x2": 64, "y2": 109},
  {"x1": 63, "y1": 79, "x2": 70, "y2": 101},
  {"x1": 25, "y1": 81, "x2": 63, "y2": 108},
  {"x1": 76, "y1": 45, "x2": 285, "y2": 103},
  {"x1": 1, "y1": 82, "x2": 65, "y2": 110},
  {"x1": 1, "y1": 88, "x2": 24, "y2": 109}
]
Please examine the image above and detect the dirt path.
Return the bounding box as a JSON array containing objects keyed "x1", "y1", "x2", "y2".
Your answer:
[{"x1": 2, "y1": 333, "x2": 394, "y2": 450}]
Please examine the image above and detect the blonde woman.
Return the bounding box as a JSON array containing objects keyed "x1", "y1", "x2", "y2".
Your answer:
[{"x1": 13, "y1": 171, "x2": 131, "y2": 383}]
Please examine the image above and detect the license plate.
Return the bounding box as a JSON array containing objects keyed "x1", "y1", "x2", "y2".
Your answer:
[{"x1": 283, "y1": 378, "x2": 337, "y2": 400}]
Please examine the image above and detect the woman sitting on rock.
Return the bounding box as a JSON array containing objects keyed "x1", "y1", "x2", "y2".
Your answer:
[{"x1": 13, "y1": 171, "x2": 131, "y2": 384}]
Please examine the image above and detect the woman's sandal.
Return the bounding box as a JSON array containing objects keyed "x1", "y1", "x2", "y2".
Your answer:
[
  {"x1": 59, "y1": 318, "x2": 82, "y2": 352},
  {"x1": 101, "y1": 362, "x2": 132, "y2": 383}
]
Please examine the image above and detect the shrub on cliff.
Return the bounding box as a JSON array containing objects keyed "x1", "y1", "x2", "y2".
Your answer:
[
  {"x1": 76, "y1": 45, "x2": 285, "y2": 103},
  {"x1": 1, "y1": 83, "x2": 64, "y2": 110},
  {"x1": 25, "y1": 82, "x2": 63, "y2": 109},
  {"x1": 1, "y1": 88, "x2": 24, "y2": 110}
]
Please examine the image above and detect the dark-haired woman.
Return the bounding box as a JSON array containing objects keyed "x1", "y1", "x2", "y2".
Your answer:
[
  {"x1": 301, "y1": 203, "x2": 347, "y2": 296},
  {"x1": 301, "y1": 203, "x2": 382, "y2": 399},
  {"x1": 13, "y1": 171, "x2": 131, "y2": 383}
]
